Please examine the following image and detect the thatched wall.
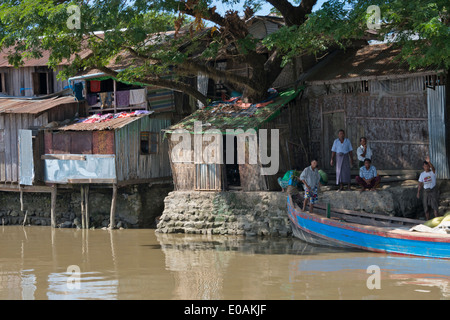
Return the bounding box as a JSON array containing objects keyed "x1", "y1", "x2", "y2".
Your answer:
[{"x1": 304, "y1": 76, "x2": 431, "y2": 171}]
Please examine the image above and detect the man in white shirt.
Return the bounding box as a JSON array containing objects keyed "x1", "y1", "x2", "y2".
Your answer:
[
  {"x1": 417, "y1": 156, "x2": 439, "y2": 220},
  {"x1": 300, "y1": 160, "x2": 321, "y2": 213},
  {"x1": 357, "y1": 137, "x2": 372, "y2": 168},
  {"x1": 330, "y1": 129, "x2": 353, "y2": 191}
]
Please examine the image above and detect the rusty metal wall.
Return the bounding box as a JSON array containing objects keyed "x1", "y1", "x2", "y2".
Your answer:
[
  {"x1": 70, "y1": 131, "x2": 93, "y2": 154},
  {"x1": 51, "y1": 132, "x2": 71, "y2": 154},
  {"x1": 92, "y1": 131, "x2": 115, "y2": 154},
  {"x1": 427, "y1": 85, "x2": 449, "y2": 179}
]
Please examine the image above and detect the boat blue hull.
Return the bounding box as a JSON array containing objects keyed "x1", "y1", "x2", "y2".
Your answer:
[{"x1": 287, "y1": 196, "x2": 450, "y2": 259}]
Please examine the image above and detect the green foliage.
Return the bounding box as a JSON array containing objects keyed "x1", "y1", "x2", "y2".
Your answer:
[
  {"x1": 264, "y1": 0, "x2": 449, "y2": 70},
  {"x1": 0, "y1": 0, "x2": 447, "y2": 99}
]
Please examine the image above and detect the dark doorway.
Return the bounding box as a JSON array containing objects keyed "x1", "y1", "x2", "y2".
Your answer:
[{"x1": 223, "y1": 135, "x2": 240, "y2": 188}]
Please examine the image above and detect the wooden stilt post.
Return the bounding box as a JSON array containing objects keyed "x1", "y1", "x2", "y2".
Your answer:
[
  {"x1": 109, "y1": 183, "x2": 117, "y2": 229},
  {"x1": 51, "y1": 185, "x2": 57, "y2": 228},
  {"x1": 20, "y1": 187, "x2": 24, "y2": 211},
  {"x1": 85, "y1": 185, "x2": 90, "y2": 229},
  {"x1": 80, "y1": 185, "x2": 85, "y2": 229},
  {"x1": 20, "y1": 186, "x2": 28, "y2": 226}
]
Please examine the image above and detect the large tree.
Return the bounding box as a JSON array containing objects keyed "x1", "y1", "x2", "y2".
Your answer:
[{"x1": 0, "y1": 0, "x2": 448, "y2": 104}]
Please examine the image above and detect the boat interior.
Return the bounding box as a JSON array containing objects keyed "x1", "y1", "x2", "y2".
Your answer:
[{"x1": 290, "y1": 194, "x2": 424, "y2": 229}]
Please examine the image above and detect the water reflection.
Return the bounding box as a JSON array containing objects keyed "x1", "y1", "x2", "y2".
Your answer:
[{"x1": 0, "y1": 226, "x2": 448, "y2": 300}]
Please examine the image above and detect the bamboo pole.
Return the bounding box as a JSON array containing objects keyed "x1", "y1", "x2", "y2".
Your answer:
[
  {"x1": 109, "y1": 184, "x2": 117, "y2": 229},
  {"x1": 22, "y1": 211, "x2": 28, "y2": 227},
  {"x1": 20, "y1": 187, "x2": 24, "y2": 211},
  {"x1": 85, "y1": 185, "x2": 90, "y2": 229},
  {"x1": 20, "y1": 186, "x2": 27, "y2": 226},
  {"x1": 51, "y1": 185, "x2": 57, "y2": 228},
  {"x1": 80, "y1": 185, "x2": 85, "y2": 229}
]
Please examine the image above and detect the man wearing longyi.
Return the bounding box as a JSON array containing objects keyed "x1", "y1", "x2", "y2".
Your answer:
[{"x1": 330, "y1": 129, "x2": 353, "y2": 191}]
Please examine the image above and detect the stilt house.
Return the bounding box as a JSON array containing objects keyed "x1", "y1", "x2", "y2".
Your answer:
[{"x1": 164, "y1": 88, "x2": 304, "y2": 191}]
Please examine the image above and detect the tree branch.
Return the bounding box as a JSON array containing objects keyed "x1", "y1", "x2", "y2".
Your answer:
[
  {"x1": 177, "y1": 59, "x2": 261, "y2": 94},
  {"x1": 94, "y1": 65, "x2": 208, "y2": 106},
  {"x1": 266, "y1": 0, "x2": 317, "y2": 26},
  {"x1": 179, "y1": 2, "x2": 226, "y2": 27}
]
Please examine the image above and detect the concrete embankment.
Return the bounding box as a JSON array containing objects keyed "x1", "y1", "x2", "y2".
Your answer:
[
  {"x1": 157, "y1": 182, "x2": 430, "y2": 237},
  {"x1": 156, "y1": 191, "x2": 291, "y2": 237}
]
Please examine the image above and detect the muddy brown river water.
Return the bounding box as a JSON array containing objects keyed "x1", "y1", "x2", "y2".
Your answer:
[{"x1": 0, "y1": 226, "x2": 448, "y2": 300}]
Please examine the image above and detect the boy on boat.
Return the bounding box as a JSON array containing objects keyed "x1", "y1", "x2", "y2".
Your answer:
[
  {"x1": 417, "y1": 156, "x2": 439, "y2": 220},
  {"x1": 300, "y1": 160, "x2": 321, "y2": 213},
  {"x1": 355, "y1": 158, "x2": 381, "y2": 192}
]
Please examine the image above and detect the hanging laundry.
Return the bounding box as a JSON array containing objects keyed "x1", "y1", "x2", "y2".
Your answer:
[
  {"x1": 129, "y1": 88, "x2": 147, "y2": 105},
  {"x1": 115, "y1": 90, "x2": 130, "y2": 108},
  {"x1": 73, "y1": 82, "x2": 84, "y2": 101},
  {"x1": 100, "y1": 92, "x2": 113, "y2": 109},
  {"x1": 86, "y1": 93, "x2": 98, "y2": 106},
  {"x1": 90, "y1": 80, "x2": 101, "y2": 93}
]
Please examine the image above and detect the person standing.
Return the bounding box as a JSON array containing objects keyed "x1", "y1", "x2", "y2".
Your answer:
[
  {"x1": 417, "y1": 156, "x2": 439, "y2": 220},
  {"x1": 330, "y1": 129, "x2": 353, "y2": 191},
  {"x1": 300, "y1": 160, "x2": 321, "y2": 213},
  {"x1": 357, "y1": 137, "x2": 372, "y2": 168}
]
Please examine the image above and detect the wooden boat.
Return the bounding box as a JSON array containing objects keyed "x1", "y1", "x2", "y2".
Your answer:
[{"x1": 287, "y1": 194, "x2": 450, "y2": 259}]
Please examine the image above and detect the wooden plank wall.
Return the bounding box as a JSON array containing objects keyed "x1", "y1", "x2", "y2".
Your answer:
[
  {"x1": 115, "y1": 117, "x2": 172, "y2": 182},
  {"x1": 168, "y1": 135, "x2": 195, "y2": 190},
  {"x1": 0, "y1": 113, "x2": 48, "y2": 183},
  {"x1": 0, "y1": 66, "x2": 69, "y2": 97},
  {"x1": 52, "y1": 66, "x2": 70, "y2": 93}
]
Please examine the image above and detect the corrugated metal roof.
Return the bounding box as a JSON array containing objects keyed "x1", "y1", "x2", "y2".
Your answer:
[
  {"x1": 305, "y1": 44, "x2": 438, "y2": 83},
  {"x1": 0, "y1": 46, "x2": 92, "y2": 68},
  {"x1": 57, "y1": 113, "x2": 151, "y2": 131},
  {"x1": 0, "y1": 96, "x2": 78, "y2": 114}
]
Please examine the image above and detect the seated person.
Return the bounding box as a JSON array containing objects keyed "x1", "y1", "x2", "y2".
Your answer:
[
  {"x1": 356, "y1": 158, "x2": 381, "y2": 191},
  {"x1": 357, "y1": 137, "x2": 373, "y2": 168}
]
